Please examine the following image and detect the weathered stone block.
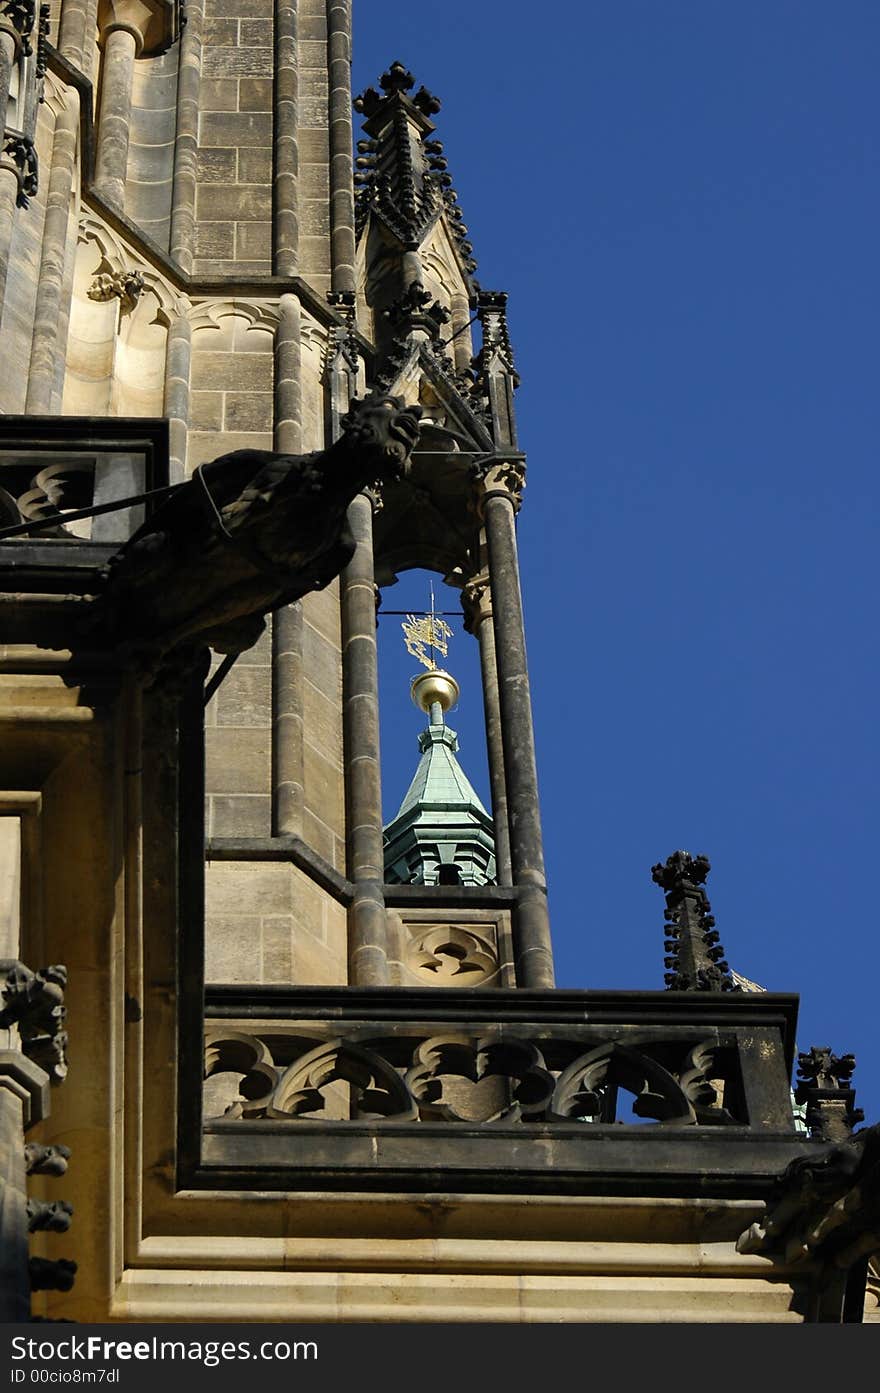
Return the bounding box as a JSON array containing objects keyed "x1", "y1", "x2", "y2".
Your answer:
[
  {"x1": 302, "y1": 621, "x2": 341, "y2": 701},
  {"x1": 302, "y1": 808, "x2": 336, "y2": 868},
  {"x1": 204, "y1": 862, "x2": 292, "y2": 919},
  {"x1": 196, "y1": 184, "x2": 271, "y2": 220},
  {"x1": 190, "y1": 391, "x2": 224, "y2": 431},
  {"x1": 190, "y1": 352, "x2": 273, "y2": 391},
  {"x1": 199, "y1": 112, "x2": 272, "y2": 147},
  {"x1": 213, "y1": 659, "x2": 271, "y2": 726},
  {"x1": 203, "y1": 17, "x2": 238, "y2": 43},
  {"x1": 205, "y1": 0, "x2": 270, "y2": 15},
  {"x1": 187, "y1": 431, "x2": 273, "y2": 467},
  {"x1": 223, "y1": 389, "x2": 273, "y2": 432},
  {"x1": 237, "y1": 148, "x2": 272, "y2": 184},
  {"x1": 204, "y1": 913, "x2": 262, "y2": 982},
  {"x1": 299, "y1": 40, "x2": 329, "y2": 70},
  {"x1": 202, "y1": 47, "x2": 272, "y2": 79},
  {"x1": 206, "y1": 727, "x2": 271, "y2": 794},
  {"x1": 302, "y1": 679, "x2": 343, "y2": 766},
  {"x1": 234, "y1": 222, "x2": 271, "y2": 262},
  {"x1": 200, "y1": 78, "x2": 238, "y2": 112},
  {"x1": 209, "y1": 794, "x2": 271, "y2": 839},
  {"x1": 197, "y1": 148, "x2": 237, "y2": 183},
  {"x1": 239, "y1": 19, "x2": 272, "y2": 45},
  {"x1": 261, "y1": 915, "x2": 293, "y2": 982},
  {"x1": 194, "y1": 221, "x2": 235, "y2": 258},
  {"x1": 238, "y1": 78, "x2": 273, "y2": 113},
  {"x1": 303, "y1": 741, "x2": 344, "y2": 837}
]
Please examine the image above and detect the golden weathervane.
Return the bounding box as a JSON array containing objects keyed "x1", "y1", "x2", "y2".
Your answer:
[{"x1": 401, "y1": 583, "x2": 454, "y2": 671}]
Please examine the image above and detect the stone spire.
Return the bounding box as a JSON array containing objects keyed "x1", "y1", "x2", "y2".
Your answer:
[
  {"x1": 353, "y1": 61, "x2": 475, "y2": 277},
  {"x1": 383, "y1": 664, "x2": 496, "y2": 887},
  {"x1": 652, "y1": 850, "x2": 739, "y2": 992}
]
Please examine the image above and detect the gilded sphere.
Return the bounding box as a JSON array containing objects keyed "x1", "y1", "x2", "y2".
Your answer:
[{"x1": 410, "y1": 668, "x2": 460, "y2": 715}]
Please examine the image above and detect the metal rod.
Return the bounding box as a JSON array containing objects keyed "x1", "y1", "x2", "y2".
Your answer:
[{"x1": 0, "y1": 482, "x2": 184, "y2": 539}]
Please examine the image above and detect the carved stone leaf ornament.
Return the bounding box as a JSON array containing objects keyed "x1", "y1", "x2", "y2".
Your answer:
[
  {"x1": 550, "y1": 1041, "x2": 699, "y2": 1126},
  {"x1": 203, "y1": 1029, "x2": 278, "y2": 1118},
  {"x1": 405, "y1": 1035, "x2": 555, "y2": 1123},
  {"x1": 269, "y1": 1039, "x2": 418, "y2": 1121}
]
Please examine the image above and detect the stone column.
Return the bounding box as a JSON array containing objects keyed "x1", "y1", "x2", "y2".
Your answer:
[
  {"x1": 326, "y1": 0, "x2": 355, "y2": 294},
  {"x1": 0, "y1": 158, "x2": 18, "y2": 325},
  {"x1": 271, "y1": 293, "x2": 304, "y2": 837},
  {"x1": 463, "y1": 567, "x2": 512, "y2": 885},
  {"x1": 0, "y1": 21, "x2": 25, "y2": 324},
  {"x1": 342, "y1": 493, "x2": 388, "y2": 986},
  {"x1": 162, "y1": 306, "x2": 191, "y2": 485},
  {"x1": 272, "y1": 0, "x2": 297, "y2": 275},
  {"x1": 26, "y1": 94, "x2": 80, "y2": 412},
  {"x1": 477, "y1": 463, "x2": 554, "y2": 988},
  {"x1": 0, "y1": 24, "x2": 15, "y2": 122},
  {"x1": 93, "y1": 22, "x2": 138, "y2": 209},
  {"x1": 168, "y1": 0, "x2": 202, "y2": 272},
  {"x1": 58, "y1": 0, "x2": 101, "y2": 78}
]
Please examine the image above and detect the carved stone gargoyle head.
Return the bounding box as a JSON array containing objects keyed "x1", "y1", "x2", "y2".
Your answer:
[
  {"x1": 340, "y1": 394, "x2": 422, "y2": 480},
  {"x1": 84, "y1": 392, "x2": 424, "y2": 680}
]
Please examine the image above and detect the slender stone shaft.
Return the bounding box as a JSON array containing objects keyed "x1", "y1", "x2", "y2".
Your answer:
[
  {"x1": 482, "y1": 488, "x2": 554, "y2": 987},
  {"x1": 0, "y1": 1081, "x2": 31, "y2": 1320},
  {"x1": 168, "y1": 0, "x2": 203, "y2": 272},
  {"x1": 26, "y1": 95, "x2": 80, "y2": 412},
  {"x1": 471, "y1": 584, "x2": 512, "y2": 885},
  {"x1": 0, "y1": 27, "x2": 15, "y2": 123},
  {"x1": 271, "y1": 293, "x2": 304, "y2": 837},
  {"x1": 93, "y1": 25, "x2": 138, "y2": 209},
  {"x1": 58, "y1": 0, "x2": 100, "y2": 78},
  {"x1": 162, "y1": 311, "x2": 191, "y2": 485},
  {"x1": 326, "y1": 0, "x2": 355, "y2": 293},
  {"x1": 272, "y1": 0, "x2": 298, "y2": 274},
  {"x1": 342, "y1": 493, "x2": 388, "y2": 985},
  {"x1": 0, "y1": 164, "x2": 19, "y2": 327}
]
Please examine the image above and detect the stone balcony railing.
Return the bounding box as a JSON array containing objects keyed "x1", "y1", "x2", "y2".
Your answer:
[{"x1": 195, "y1": 985, "x2": 817, "y2": 1198}]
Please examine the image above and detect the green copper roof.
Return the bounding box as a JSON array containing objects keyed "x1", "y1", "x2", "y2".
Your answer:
[{"x1": 383, "y1": 709, "x2": 496, "y2": 887}]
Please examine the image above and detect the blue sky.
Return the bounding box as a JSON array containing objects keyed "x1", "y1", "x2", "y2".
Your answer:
[{"x1": 355, "y1": 4, "x2": 879, "y2": 1126}]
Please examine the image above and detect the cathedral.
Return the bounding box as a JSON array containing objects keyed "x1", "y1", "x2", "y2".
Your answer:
[{"x1": 0, "y1": 0, "x2": 877, "y2": 1323}]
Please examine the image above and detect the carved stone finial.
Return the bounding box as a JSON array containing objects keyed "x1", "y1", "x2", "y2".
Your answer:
[
  {"x1": 380, "y1": 60, "x2": 415, "y2": 95},
  {"x1": 384, "y1": 281, "x2": 450, "y2": 344},
  {"x1": 795, "y1": 1046, "x2": 864, "y2": 1143},
  {"x1": 652, "y1": 851, "x2": 738, "y2": 993}
]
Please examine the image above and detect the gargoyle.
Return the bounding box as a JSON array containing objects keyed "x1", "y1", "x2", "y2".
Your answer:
[{"x1": 90, "y1": 395, "x2": 421, "y2": 675}]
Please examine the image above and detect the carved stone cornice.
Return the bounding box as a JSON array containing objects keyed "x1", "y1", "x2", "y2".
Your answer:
[
  {"x1": 1, "y1": 131, "x2": 38, "y2": 207},
  {"x1": 652, "y1": 851, "x2": 739, "y2": 993}
]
